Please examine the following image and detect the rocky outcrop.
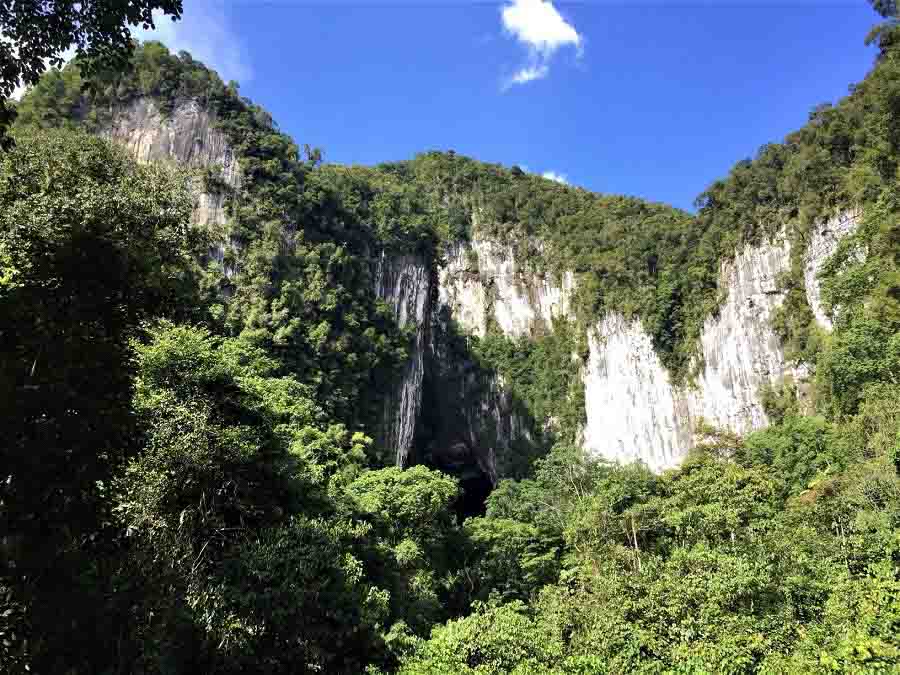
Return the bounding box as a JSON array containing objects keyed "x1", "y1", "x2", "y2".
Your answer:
[
  {"x1": 101, "y1": 98, "x2": 242, "y2": 274},
  {"x1": 432, "y1": 213, "x2": 858, "y2": 474},
  {"x1": 428, "y1": 239, "x2": 573, "y2": 480},
  {"x1": 581, "y1": 315, "x2": 691, "y2": 472},
  {"x1": 804, "y1": 209, "x2": 863, "y2": 329},
  {"x1": 582, "y1": 214, "x2": 860, "y2": 470},
  {"x1": 439, "y1": 238, "x2": 575, "y2": 338},
  {"x1": 580, "y1": 228, "x2": 800, "y2": 472}
]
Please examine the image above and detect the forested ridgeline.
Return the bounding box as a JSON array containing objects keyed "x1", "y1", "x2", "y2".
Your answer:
[{"x1": 1, "y1": 13, "x2": 899, "y2": 674}]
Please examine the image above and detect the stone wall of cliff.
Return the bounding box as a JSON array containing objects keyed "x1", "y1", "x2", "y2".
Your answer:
[
  {"x1": 99, "y1": 96, "x2": 862, "y2": 478},
  {"x1": 582, "y1": 212, "x2": 860, "y2": 470},
  {"x1": 437, "y1": 212, "x2": 859, "y2": 473}
]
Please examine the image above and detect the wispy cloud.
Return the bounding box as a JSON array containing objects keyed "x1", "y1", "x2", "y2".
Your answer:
[
  {"x1": 132, "y1": 0, "x2": 251, "y2": 84},
  {"x1": 542, "y1": 170, "x2": 568, "y2": 184},
  {"x1": 501, "y1": 0, "x2": 582, "y2": 90},
  {"x1": 511, "y1": 64, "x2": 549, "y2": 85}
]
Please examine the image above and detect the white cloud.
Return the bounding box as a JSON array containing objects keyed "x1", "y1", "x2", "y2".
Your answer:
[
  {"x1": 542, "y1": 170, "x2": 568, "y2": 184},
  {"x1": 131, "y1": 0, "x2": 251, "y2": 84},
  {"x1": 501, "y1": 0, "x2": 582, "y2": 89},
  {"x1": 502, "y1": 0, "x2": 581, "y2": 55}
]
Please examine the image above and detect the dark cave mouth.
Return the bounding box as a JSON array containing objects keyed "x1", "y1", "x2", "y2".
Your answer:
[
  {"x1": 453, "y1": 468, "x2": 493, "y2": 521},
  {"x1": 417, "y1": 436, "x2": 494, "y2": 521},
  {"x1": 419, "y1": 455, "x2": 493, "y2": 521}
]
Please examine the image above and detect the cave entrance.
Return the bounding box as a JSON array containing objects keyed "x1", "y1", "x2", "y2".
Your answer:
[
  {"x1": 419, "y1": 440, "x2": 494, "y2": 522},
  {"x1": 455, "y1": 468, "x2": 493, "y2": 522}
]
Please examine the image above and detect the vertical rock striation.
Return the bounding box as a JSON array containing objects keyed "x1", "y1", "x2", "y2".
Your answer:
[
  {"x1": 581, "y1": 314, "x2": 691, "y2": 472},
  {"x1": 582, "y1": 213, "x2": 860, "y2": 470},
  {"x1": 374, "y1": 252, "x2": 433, "y2": 467},
  {"x1": 685, "y1": 229, "x2": 802, "y2": 435},
  {"x1": 101, "y1": 98, "x2": 242, "y2": 270},
  {"x1": 424, "y1": 238, "x2": 575, "y2": 480},
  {"x1": 804, "y1": 209, "x2": 862, "y2": 329}
]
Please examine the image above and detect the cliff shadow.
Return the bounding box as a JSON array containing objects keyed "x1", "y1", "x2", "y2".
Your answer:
[{"x1": 414, "y1": 306, "x2": 553, "y2": 519}]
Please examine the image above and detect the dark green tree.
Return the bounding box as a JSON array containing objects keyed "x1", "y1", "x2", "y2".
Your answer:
[{"x1": 0, "y1": 128, "x2": 196, "y2": 671}]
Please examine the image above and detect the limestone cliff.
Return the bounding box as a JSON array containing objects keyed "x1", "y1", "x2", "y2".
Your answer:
[
  {"x1": 438, "y1": 237, "x2": 575, "y2": 338},
  {"x1": 101, "y1": 98, "x2": 243, "y2": 279},
  {"x1": 99, "y1": 96, "x2": 862, "y2": 478},
  {"x1": 373, "y1": 252, "x2": 432, "y2": 467},
  {"x1": 581, "y1": 213, "x2": 859, "y2": 470},
  {"x1": 427, "y1": 238, "x2": 573, "y2": 480},
  {"x1": 102, "y1": 98, "x2": 241, "y2": 231},
  {"x1": 804, "y1": 210, "x2": 863, "y2": 329},
  {"x1": 437, "y1": 212, "x2": 859, "y2": 473}
]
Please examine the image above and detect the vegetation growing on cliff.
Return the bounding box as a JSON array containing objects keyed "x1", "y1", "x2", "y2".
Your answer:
[
  {"x1": 3, "y1": 7, "x2": 900, "y2": 674},
  {"x1": 375, "y1": 150, "x2": 709, "y2": 378},
  {"x1": 15, "y1": 40, "x2": 431, "y2": 437}
]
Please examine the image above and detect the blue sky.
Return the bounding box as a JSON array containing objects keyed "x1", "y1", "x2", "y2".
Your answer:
[{"x1": 136, "y1": 0, "x2": 882, "y2": 211}]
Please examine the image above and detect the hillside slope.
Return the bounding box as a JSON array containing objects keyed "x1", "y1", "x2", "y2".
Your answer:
[{"x1": 16, "y1": 38, "x2": 885, "y2": 479}]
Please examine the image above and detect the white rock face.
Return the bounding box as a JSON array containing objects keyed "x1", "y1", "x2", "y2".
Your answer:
[
  {"x1": 374, "y1": 252, "x2": 432, "y2": 467},
  {"x1": 582, "y1": 215, "x2": 859, "y2": 470},
  {"x1": 439, "y1": 238, "x2": 574, "y2": 338},
  {"x1": 686, "y1": 229, "x2": 802, "y2": 435},
  {"x1": 102, "y1": 98, "x2": 241, "y2": 236},
  {"x1": 432, "y1": 238, "x2": 572, "y2": 477},
  {"x1": 582, "y1": 315, "x2": 691, "y2": 472},
  {"x1": 804, "y1": 210, "x2": 862, "y2": 329}
]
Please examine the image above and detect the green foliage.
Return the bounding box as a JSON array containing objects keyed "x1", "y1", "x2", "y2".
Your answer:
[
  {"x1": 463, "y1": 516, "x2": 560, "y2": 604},
  {"x1": 15, "y1": 42, "x2": 419, "y2": 436},
  {"x1": 379, "y1": 150, "x2": 707, "y2": 379},
  {"x1": 739, "y1": 415, "x2": 835, "y2": 498},
  {"x1": 473, "y1": 320, "x2": 586, "y2": 443},
  {"x1": 12, "y1": 67, "x2": 87, "y2": 131},
  {"x1": 0, "y1": 128, "x2": 196, "y2": 461},
  {"x1": 407, "y1": 419, "x2": 900, "y2": 673},
  {"x1": 399, "y1": 601, "x2": 567, "y2": 675},
  {"x1": 0, "y1": 128, "x2": 198, "y2": 673},
  {"x1": 7, "y1": 15, "x2": 900, "y2": 675},
  {"x1": 348, "y1": 466, "x2": 463, "y2": 635},
  {"x1": 818, "y1": 314, "x2": 900, "y2": 417},
  {"x1": 115, "y1": 321, "x2": 394, "y2": 672}
]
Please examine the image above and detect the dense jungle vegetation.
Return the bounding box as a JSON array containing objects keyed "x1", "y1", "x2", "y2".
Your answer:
[{"x1": 2, "y1": 4, "x2": 900, "y2": 672}]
